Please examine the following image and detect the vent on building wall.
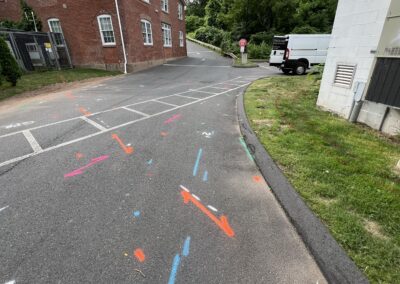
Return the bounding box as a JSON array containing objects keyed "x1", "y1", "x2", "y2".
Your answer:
[{"x1": 334, "y1": 64, "x2": 356, "y2": 88}]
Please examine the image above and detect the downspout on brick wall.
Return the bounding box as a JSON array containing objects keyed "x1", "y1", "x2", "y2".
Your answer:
[{"x1": 115, "y1": 0, "x2": 127, "y2": 74}]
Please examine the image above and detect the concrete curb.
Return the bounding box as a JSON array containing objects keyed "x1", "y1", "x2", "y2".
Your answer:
[{"x1": 236, "y1": 84, "x2": 369, "y2": 284}]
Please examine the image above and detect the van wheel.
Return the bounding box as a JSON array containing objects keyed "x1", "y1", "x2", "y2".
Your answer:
[
  {"x1": 282, "y1": 69, "x2": 291, "y2": 75},
  {"x1": 295, "y1": 63, "x2": 307, "y2": 75}
]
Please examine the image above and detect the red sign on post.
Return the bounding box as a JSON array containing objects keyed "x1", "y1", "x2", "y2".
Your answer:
[{"x1": 239, "y1": 39, "x2": 247, "y2": 47}]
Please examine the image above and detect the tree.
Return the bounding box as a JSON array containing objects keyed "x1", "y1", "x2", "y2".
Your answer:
[
  {"x1": 205, "y1": 0, "x2": 222, "y2": 27},
  {"x1": 186, "y1": 0, "x2": 210, "y2": 17},
  {"x1": 19, "y1": 0, "x2": 42, "y2": 31},
  {"x1": 0, "y1": 37, "x2": 22, "y2": 86},
  {"x1": 296, "y1": 0, "x2": 338, "y2": 32}
]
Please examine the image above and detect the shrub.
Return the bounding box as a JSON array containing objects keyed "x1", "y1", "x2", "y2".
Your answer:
[
  {"x1": 291, "y1": 25, "x2": 318, "y2": 34},
  {"x1": 220, "y1": 32, "x2": 240, "y2": 55},
  {"x1": 186, "y1": 15, "x2": 205, "y2": 33},
  {"x1": 0, "y1": 37, "x2": 22, "y2": 86},
  {"x1": 194, "y1": 26, "x2": 224, "y2": 47},
  {"x1": 308, "y1": 64, "x2": 325, "y2": 81},
  {"x1": 250, "y1": 31, "x2": 276, "y2": 45},
  {"x1": 247, "y1": 42, "x2": 271, "y2": 60}
]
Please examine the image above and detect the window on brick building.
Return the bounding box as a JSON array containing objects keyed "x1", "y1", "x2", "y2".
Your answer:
[
  {"x1": 178, "y1": 3, "x2": 183, "y2": 20},
  {"x1": 161, "y1": 0, "x2": 168, "y2": 12},
  {"x1": 162, "y1": 23, "x2": 172, "y2": 47},
  {"x1": 141, "y1": 20, "x2": 153, "y2": 46},
  {"x1": 48, "y1": 18, "x2": 64, "y2": 46},
  {"x1": 97, "y1": 15, "x2": 116, "y2": 46},
  {"x1": 179, "y1": 31, "x2": 184, "y2": 47}
]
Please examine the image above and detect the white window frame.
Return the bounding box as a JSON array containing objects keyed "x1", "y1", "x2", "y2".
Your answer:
[
  {"x1": 178, "y1": 3, "x2": 183, "y2": 20},
  {"x1": 97, "y1": 14, "x2": 116, "y2": 46},
  {"x1": 143, "y1": 0, "x2": 149, "y2": 2},
  {"x1": 141, "y1": 19, "x2": 153, "y2": 46},
  {"x1": 161, "y1": 0, "x2": 169, "y2": 13},
  {"x1": 162, "y1": 23, "x2": 172, "y2": 47},
  {"x1": 48, "y1": 18, "x2": 64, "y2": 46},
  {"x1": 179, "y1": 31, "x2": 184, "y2": 47}
]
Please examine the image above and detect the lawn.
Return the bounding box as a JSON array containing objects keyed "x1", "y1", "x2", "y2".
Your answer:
[
  {"x1": 244, "y1": 76, "x2": 400, "y2": 283},
  {"x1": 0, "y1": 68, "x2": 121, "y2": 101}
]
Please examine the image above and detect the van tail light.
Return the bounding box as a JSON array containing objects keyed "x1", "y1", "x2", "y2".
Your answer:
[{"x1": 285, "y1": 48, "x2": 290, "y2": 60}]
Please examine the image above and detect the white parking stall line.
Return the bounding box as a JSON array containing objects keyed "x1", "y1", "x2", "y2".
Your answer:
[
  {"x1": 0, "y1": 82, "x2": 249, "y2": 168},
  {"x1": 122, "y1": 107, "x2": 150, "y2": 117},
  {"x1": 173, "y1": 94, "x2": 200, "y2": 100},
  {"x1": 152, "y1": 100, "x2": 178, "y2": 107},
  {"x1": 80, "y1": 116, "x2": 107, "y2": 131},
  {"x1": 207, "y1": 86, "x2": 230, "y2": 90},
  {"x1": 22, "y1": 130, "x2": 43, "y2": 153},
  {"x1": 190, "y1": 90, "x2": 217, "y2": 95}
]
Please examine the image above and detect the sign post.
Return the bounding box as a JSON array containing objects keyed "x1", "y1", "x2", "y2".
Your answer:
[{"x1": 239, "y1": 39, "x2": 248, "y2": 64}]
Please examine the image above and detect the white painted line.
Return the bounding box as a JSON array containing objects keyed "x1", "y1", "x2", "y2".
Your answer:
[
  {"x1": 80, "y1": 116, "x2": 107, "y2": 131},
  {"x1": 122, "y1": 107, "x2": 150, "y2": 117},
  {"x1": 152, "y1": 100, "x2": 178, "y2": 107},
  {"x1": 192, "y1": 194, "x2": 201, "y2": 201},
  {"x1": 207, "y1": 86, "x2": 229, "y2": 90},
  {"x1": 207, "y1": 205, "x2": 218, "y2": 212},
  {"x1": 188, "y1": 51, "x2": 214, "y2": 53},
  {"x1": 0, "y1": 205, "x2": 9, "y2": 213},
  {"x1": 5, "y1": 280, "x2": 15, "y2": 284},
  {"x1": 174, "y1": 94, "x2": 200, "y2": 100},
  {"x1": 22, "y1": 130, "x2": 43, "y2": 153},
  {"x1": 190, "y1": 90, "x2": 217, "y2": 95},
  {"x1": 0, "y1": 82, "x2": 249, "y2": 168},
  {"x1": 163, "y1": 64, "x2": 231, "y2": 68},
  {"x1": 180, "y1": 185, "x2": 190, "y2": 192},
  {"x1": 216, "y1": 83, "x2": 242, "y2": 87}
]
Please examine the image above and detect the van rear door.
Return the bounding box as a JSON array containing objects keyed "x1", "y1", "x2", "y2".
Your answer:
[{"x1": 269, "y1": 36, "x2": 288, "y2": 66}]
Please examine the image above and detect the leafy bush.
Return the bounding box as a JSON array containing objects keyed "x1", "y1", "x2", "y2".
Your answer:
[
  {"x1": 291, "y1": 25, "x2": 318, "y2": 34},
  {"x1": 220, "y1": 32, "x2": 240, "y2": 55},
  {"x1": 247, "y1": 42, "x2": 271, "y2": 59},
  {"x1": 0, "y1": 37, "x2": 22, "y2": 86},
  {"x1": 250, "y1": 31, "x2": 276, "y2": 45},
  {"x1": 194, "y1": 26, "x2": 224, "y2": 47},
  {"x1": 186, "y1": 15, "x2": 205, "y2": 33},
  {"x1": 308, "y1": 64, "x2": 325, "y2": 81}
]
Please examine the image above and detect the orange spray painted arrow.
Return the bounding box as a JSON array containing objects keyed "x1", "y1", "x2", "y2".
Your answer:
[
  {"x1": 180, "y1": 190, "x2": 235, "y2": 238},
  {"x1": 112, "y1": 134, "x2": 134, "y2": 154}
]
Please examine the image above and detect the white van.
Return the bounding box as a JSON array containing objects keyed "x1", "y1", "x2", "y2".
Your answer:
[{"x1": 269, "y1": 34, "x2": 331, "y2": 75}]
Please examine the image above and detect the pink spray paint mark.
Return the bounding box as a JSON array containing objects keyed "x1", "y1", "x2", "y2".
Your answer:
[
  {"x1": 163, "y1": 114, "x2": 181, "y2": 125},
  {"x1": 64, "y1": 155, "x2": 109, "y2": 178}
]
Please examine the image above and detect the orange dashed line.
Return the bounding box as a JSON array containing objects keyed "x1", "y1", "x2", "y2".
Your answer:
[
  {"x1": 253, "y1": 176, "x2": 262, "y2": 183},
  {"x1": 79, "y1": 107, "x2": 92, "y2": 116},
  {"x1": 134, "y1": 248, "x2": 146, "y2": 262}
]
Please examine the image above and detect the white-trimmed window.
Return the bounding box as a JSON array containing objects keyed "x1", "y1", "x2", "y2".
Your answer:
[
  {"x1": 141, "y1": 20, "x2": 153, "y2": 45},
  {"x1": 143, "y1": 0, "x2": 149, "y2": 2},
  {"x1": 97, "y1": 15, "x2": 116, "y2": 46},
  {"x1": 179, "y1": 31, "x2": 184, "y2": 47},
  {"x1": 48, "y1": 18, "x2": 64, "y2": 46},
  {"x1": 161, "y1": 0, "x2": 168, "y2": 12},
  {"x1": 178, "y1": 3, "x2": 183, "y2": 20},
  {"x1": 162, "y1": 23, "x2": 172, "y2": 47}
]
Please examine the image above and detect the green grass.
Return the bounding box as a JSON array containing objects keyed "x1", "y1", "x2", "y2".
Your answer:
[
  {"x1": 244, "y1": 76, "x2": 400, "y2": 283},
  {"x1": 232, "y1": 58, "x2": 259, "y2": 68},
  {"x1": 0, "y1": 68, "x2": 121, "y2": 101}
]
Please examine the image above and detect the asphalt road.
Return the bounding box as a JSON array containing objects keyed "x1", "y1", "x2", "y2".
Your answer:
[{"x1": 0, "y1": 41, "x2": 326, "y2": 284}]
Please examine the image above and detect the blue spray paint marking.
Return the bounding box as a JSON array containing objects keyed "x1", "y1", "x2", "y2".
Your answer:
[
  {"x1": 202, "y1": 171, "x2": 208, "y2": 182},
  {"x1": 192, "y1": 148, "x2": 203, "y2": 176},
  {"x1": 168, "y1": 254, "x2": 181, "y2": 284},
  {"x1": 239, "y1": 137, "x2": 254, "y2": 162},
  {"x1": 182, "y1": 236, "x2": 191, "y2": 257},
  {"x1": 147, "y1": 159, "x2": 153, "y2": 165},
  {"x1": 133, "y1": 211, "x2": 141, "y2": 217}
]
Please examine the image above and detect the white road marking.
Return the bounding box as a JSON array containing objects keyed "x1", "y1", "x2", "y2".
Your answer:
[
  {"x1": 163, "y1": 64, "x2": 231, "y2": 68},
  {"x1": 0, "y1": 206, "x2": 9, "y2": 213},
  {"x1": 192, "y1": 194, "x2": 201, "y2": 201},
  {"x1": 207, "y1": 205, "x2": 218, "y2": 212},
  {"x1": 174, "y1": 94, "x2": 200, "y2": 100},
  {"x1": 2, "y1": 121, "x2": 35, "y2": 129},
  {"x1": 190, "y1": 90, "x2": 217, "y2": 95},
  {"x1": 122, "y1": 107, "x2": 150, "y2": 117},
  {"x1": 180, "y1": 185, "x2": 190, "y2": 192},
  {"x1": 152, "y1": 100, "x2": 178, "y2": 107},
  {"x1": 0, "y1": 80, "x2": 249, "y2": 168},
  {"x1": 5, "y1": 280, "x2": 15, "y2": 284},
  {"x1": 22, "y1": 130, "x2": 43, "y2": 153},
  {"x1": 80, "y1": 116, "x2": 107, "y2": 131},
  {"x1": 206, "y1": 86, "x2": 229, "y2": 90}
]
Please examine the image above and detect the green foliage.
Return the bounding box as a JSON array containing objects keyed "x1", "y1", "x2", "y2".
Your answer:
[
  {"x1": 186, "y1": 15, "x2": 205, "y2": 33},
  {"x1": 220, "y1": 32, "x2": 240, "y2": 55},
  {"x1": 186, "y1": 0, "x2": 209, "y2": 17},
  {"x1": 249, "y1": 31, "x2": 275, "y2": 45},
  {"x1": 0, "y1": 20, "x2": 20, "y2": 29},
  {"x1": 308, "y1": 64, "x2": 325, "y2": 81},
  {"x1": 205, "y1": 0, "x2": 222, "y2": 27},
  {"x1": 194, "y1": 26, "x2": 225, "y2": 47},
  {"x1": 0, "y1": 37, "x2": 22, "y2": 86},
  {"x1": 18, "y1": 0, "x2": 42, "y2": 31},
  {"x1": 247, "y1": 42, "x2": 271, "y2": 59},
  {"x1": 292, "y1": 24, "x2": 319, "y2": 34}
]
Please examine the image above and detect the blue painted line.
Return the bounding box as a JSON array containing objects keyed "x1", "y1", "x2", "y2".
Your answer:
[
  {"x1": 147, "y1": 159, "x2": 153, "y2": 165},
  {"x1": 168, "y1": 254, "x2": 181, "y2": 284},
  {"x1": 192, "y1": 148, "x2": 203, "y2": 176},
  {"x1": 239, "y1": 137, "x2": 254, "y2": 162},
  {"x1": 202, "y1": 171, "x2": 208, "y2": 182},
  {"x1": 133, "y1": 211, "x2": 140, "y2": 217},
  {"x1": 182, "y1": 236, "x2": 191, "y2": 257}
]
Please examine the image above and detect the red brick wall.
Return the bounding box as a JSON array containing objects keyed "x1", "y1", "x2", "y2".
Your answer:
[
  {"x1": 0, "y1": 0, "x2": 187, "y2": 72},
  {"x1": 0, "y1": 0, "x2": 21, "y2": 22}
]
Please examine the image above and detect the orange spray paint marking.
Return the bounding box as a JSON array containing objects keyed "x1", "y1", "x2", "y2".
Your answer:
[
  {"x1": 160, "y1": 132, "x2": 168, "y2": 137},
  {"x1": 65, "y1": 92, "x2": 75, "y2": 100},
  {"x1": 134, "y1": 248, "x2": 146, "y2": 262},
  {"x1": 180, "y1": 190, "x2": 235, "y2": 238},
  {"x1": 75, "y1": 152, "x2": 84, "y2": 160},
  {"x1": 78, "y1": 107, "x2": 92, "y2": 116},
  {"x1": 111, "y1": 133, "x2": 134, "y2": 154},
  {"x1": 253, "y1": 176, "x2": 262, "y2": 183}
]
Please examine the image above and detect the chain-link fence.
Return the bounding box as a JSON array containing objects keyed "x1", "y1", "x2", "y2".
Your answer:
[{"x1": 0, "y1": 28, "x2": 72, "y2": 71}]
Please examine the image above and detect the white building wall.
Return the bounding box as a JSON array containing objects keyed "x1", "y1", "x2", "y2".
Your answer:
[{"x1": 317, "y1": 0, "x2": 391, "y2": 118}]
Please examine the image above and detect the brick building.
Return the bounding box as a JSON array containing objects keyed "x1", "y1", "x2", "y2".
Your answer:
[{"x1": 0, "y1": 0, "x2": 187, "y2": 73}]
